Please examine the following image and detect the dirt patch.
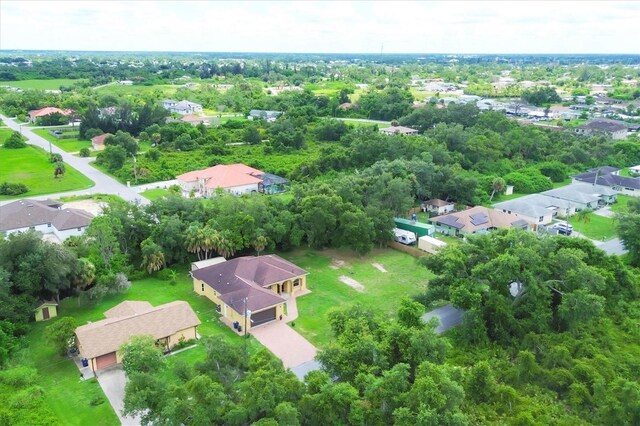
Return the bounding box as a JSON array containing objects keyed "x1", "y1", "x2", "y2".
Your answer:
[
  {"x1": 330, "y1": 259, "x2": 346, "y2": 270},
  {"x1": 61, "y1": 200, "x2": 104, "y2": 216},
  {"x1": 339, "y1": 276, "x2": 364, "y2": 292},
  {"x1": 371, "y1": 262, "x2": 387, "y2": 273}
]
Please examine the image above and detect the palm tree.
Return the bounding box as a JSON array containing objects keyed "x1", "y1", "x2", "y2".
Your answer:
[
  {"x1": 489, "y1": 177, "x2": 506, "y2": 201},
  {"x1": 252, "y1": 235, "x2": 268, "y2": 256},
  {"x1": 54, "y1": 161, "x2": 65, "y2": 178},
  {"x1": 185, "y1": 225, "x2": 205, "y2": 260},
  {"x1": 141, "y1": 238, "x2": 165, "y2": 274},
  {"x1": 575, "y1": 208, "x2": 592, "y2": 234}
]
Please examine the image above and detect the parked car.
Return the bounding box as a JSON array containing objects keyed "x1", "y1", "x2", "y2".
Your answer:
[{"x1": 554, "y1": 223, "x2": 574, "y2": 236}]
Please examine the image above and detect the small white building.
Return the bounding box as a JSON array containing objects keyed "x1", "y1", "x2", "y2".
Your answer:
[
  {"x1": 0, "y1": 199, "x2": 93, "y2": 241},
  {"x1": 161, "y1": 99, "x2": 203, "y2": 115},
  {"x1": 418, "y1": 235, "x2": 447, "y2": 254}
]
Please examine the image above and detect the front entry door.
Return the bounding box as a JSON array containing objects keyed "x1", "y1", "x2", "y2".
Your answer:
[{"x1": 42, "y1": 307, "x2": 50, "y2": 320}]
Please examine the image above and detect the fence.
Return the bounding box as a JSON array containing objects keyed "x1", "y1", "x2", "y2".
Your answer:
[{"x1": 387, "y1": 241, "x2": 428, "y2": 258}]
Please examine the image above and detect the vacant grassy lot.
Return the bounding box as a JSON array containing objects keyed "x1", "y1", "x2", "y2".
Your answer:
[
  {"x1": 21, "y1": 266, "x2": 262, "y2": 425},
  {"x1": 0, "y1": 127, "x2": 15, "y2": 143},
  {"x1": 2, "y1": 143, "x2": 86, "y2": 186},
  {"x1": 0, "y1": 78, "x2": 85, "y2": 90},
  {"x1": 0, "y1": 145, "x2": 94, "y2": 200},
  {"x1": 339, "y1": 118, "x2": 391, "y2": 129},
  {"x1": 610, "y1": 194, "x2": 634, "y2": 214},
  {"x1": 568, "y1": 213, "x2": 617, "y2": 241},
  {"x1": 96, "y1": 83, "x2": 178, "y2": 97},
  {"x1": 141, "y1": 188, "x2": 171, "y2": 201},
  {"x1": 282, "y1": 248, "x2": 433, "y2": 347},
  {"x1": 33, "y1": 128, "x2": 91, "y2": 153}
]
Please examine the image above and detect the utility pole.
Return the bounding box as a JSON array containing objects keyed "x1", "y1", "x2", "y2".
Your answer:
[{"x1": 131, "y1": 153, "x2": 138, "y2": 184}]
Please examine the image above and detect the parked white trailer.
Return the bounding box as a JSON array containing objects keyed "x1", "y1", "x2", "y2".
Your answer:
[
  {"x1": 393, "y1": 228, "x2": 417, "y2": 245},
  {"x1": 418, "y1": 235, "x2": 447, "y2": 254}
]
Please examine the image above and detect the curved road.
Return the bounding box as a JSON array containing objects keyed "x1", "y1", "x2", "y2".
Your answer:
[{"x1": 0, "y1": 114, "x2": 149, "y2": 205}]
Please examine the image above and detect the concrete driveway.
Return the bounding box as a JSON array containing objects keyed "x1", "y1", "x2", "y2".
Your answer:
[
  {"x1": 250, "y1": 321, "x2": 318, "y2": 370},
  {"x1": 96, "y1": 365, "x2": 141, "y2": 425},
  {"x1": 422, "y1": 304, "x2": 465, "y2": 334}
]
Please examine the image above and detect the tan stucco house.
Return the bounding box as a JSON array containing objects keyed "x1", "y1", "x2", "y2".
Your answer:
[
  {"x1": 191, "y1": 255, "x2": 308, "y2": 333},
  {"x1": 75, "y1": 300, "x2": 200, "y2": 372}
]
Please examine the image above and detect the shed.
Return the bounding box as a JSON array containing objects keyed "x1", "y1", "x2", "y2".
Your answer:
[
  {"x1": 34, "y1": 301, "x2": 58, "y2": 322},
  {"x1": 394, "y1": 218, "x2": 435, "y2": 237},
  {"x1": 418, "y1": 235, "x2": 447, "y2": 254}
]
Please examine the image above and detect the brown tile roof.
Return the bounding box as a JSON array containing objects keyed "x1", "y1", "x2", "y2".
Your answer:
[
  {"x1": 104, "y1": 301, "x2": 153, "y2": 318},
  {"x1": 75, "y1": 301, "x2": 201, "y2": 359},
  {"x1": 91, "y1": 133, "x2": 113, "y2": 146},
  {"x1": 0, "y1": 199, "x2": 93, "y2": 231},
  {"x1": 425, "y1": 199, "x2": 453, "y2": 207},
  {"x1": 191, "y1": 255, "x2": 308, "y2": 312},
  {"x1": 176, "y1": 164, "x2": 264, "y2": 190},
  {"x1": 28, "y1": 107, "x2": 72, "y2": 118},
  {"x1": 430, "y1": 206, "x2": 529, "y2": 233}
]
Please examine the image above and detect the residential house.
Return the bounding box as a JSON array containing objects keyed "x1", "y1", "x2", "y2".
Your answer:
[
  {"x1": 543, "y1": 182, "x2": 618, "y2": 209},
  {"x1": 34, "y1": 301, "x2": 58, "y2": 322},
  {"x1": 248, "y1": 110, "x2": 283, "y2": 122},
  {"x1": 28, "y1": 107, "x2": 72, "y2": 123},
  {"x1": 630, "y1": 165, "x2": 640, "y2": 174},
  {"x1": 91, "y1": 133, "x2": 113, "y2": 151},
  {"x1": 575, "y1": 119, "x2": 628, "y2": 140},
  {"x1": 0, "y1": 199, "x2": 93, "y2": 241},
  {"x1": 180, "y1": 114, "x2": 209, "y2": 126},
  {"x1": 380, "y1": 126, "x2": 419, "y2": 135},
  {"x1": 430, "y1": 206, "x2": 530, "y2": 236},
  {"x1": 176, "y1": 163, "x2": 289, "y2": 197},
  {"x1": 573, "y1": 167, "x2": 640, "y2": 196},
  {"x1": 493, "y1": 194, "x2": 576, "y2": 226},
  {"x1": 423, "y1": 199, "x2": 455, "y2": 215},
  {"x1": 75, "y1": 301, "x2": 201, "y2": 371},
  {"x1": 191, "y1": 255, "x2": 308, "y2": 332},
  {"x1": 119, "y1": 80, "x2": 133, "y2": 86}
]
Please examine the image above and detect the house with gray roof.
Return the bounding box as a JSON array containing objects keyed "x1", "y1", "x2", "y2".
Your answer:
[
  {"x1": 543, "y1": 182, "x2": 618, "y2": 208},
  {"x1": 494, "y1": 194, "x2": 576, "y2": 226},
  {"x1": 0, "y1": 199, "x2": 93, "y2": 241},
  {"x1": 573, "y1": 167, "x2": 640, "y2": 197},
  {"x1": 248, "y1": 110, "x2": 283, "y2": 122},
  {"x1": 575, "y1": 119, "x2": 628, "y2": 140}
]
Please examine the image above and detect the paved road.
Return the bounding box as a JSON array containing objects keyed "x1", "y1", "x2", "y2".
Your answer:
[
  {"x1": 0, "y1": 114, "x2": 149, "y2": 205},
  {"x1": 595, "y1": 237, "x2": 628, "y2": 256},
  {"x1": 422, "y1": 304, "x2": 465, "y2": 334}
]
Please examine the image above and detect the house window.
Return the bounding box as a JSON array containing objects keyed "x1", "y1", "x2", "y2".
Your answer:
[
  {"x1": 47, "y1": 223, "x2": 52, "y2": 228},
  {"x1": 293, "y1": 279, "x2": 300, "y2": 287},
  {"x1": 77, "y1": 227, "x2": 82, "y2": 231},
  {"x1": 539, "y1": 216, "x2": 544, "y2": 222},
  {"x1": 29, "y1": 226, "x2": 35, "y2": 230},
  {"x1": 508, "y1": 210, "x2": 511, "y2": 214},
  {"x1": 215, "y1": 304, "x2": 221, "y2": 313},
  {"x1": 201, "y1": 283, "x2": 205, "y2": 292}
]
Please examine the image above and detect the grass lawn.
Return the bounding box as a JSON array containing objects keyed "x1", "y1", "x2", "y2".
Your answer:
[
  {"x1": 0, "y1": 145, "x2": 94, "y2": 200},
  {"x1": 0, "y1": 78, "x2": 86, "y2": 90},
  {"x1": 33, "y1": 128, "x2": 91, "y2": 153},
  {"x1": 568, "y1": 213, "x2": 617, "y2": 241},
  {"x1": 610, "y1": 195, "x2": 634, "y2": 214},
  {"x1": 0, "y1": 127, "x2": 15, "y2": 143},
  {"x1": 340, "y1": 118, "x2": 391, "y2": 129},
  {"x1": 281, "y1": 248, "x2": 433, "y2": 347},
  {"x1": 141, "y1": 188, "x2": 171, "y2": 201},
  {"x1": 96, "y1": 84, "x2": 178, "y2": 97},
  {"x1": 57, "y1": 193, "x2": 125, "y2": 204},
  {"x1": 20, "y1": 265, "x2": 263, "y2": 425}
]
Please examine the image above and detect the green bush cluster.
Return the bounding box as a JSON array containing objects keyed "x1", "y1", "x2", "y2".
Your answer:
[{"x1": 0, "y1": 182, "x2": 28, "y2": 195}]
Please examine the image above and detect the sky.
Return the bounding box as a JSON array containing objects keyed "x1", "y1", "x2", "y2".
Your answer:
[{"x1": 1, "y1": 1, "x2": 639, "y2": 54}]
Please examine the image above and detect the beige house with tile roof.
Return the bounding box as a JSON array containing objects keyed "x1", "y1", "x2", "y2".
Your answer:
[{"x1": 75, "y1": 300, "x2": 200, "y2": 371}]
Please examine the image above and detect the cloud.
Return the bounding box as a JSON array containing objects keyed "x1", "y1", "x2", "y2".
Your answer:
[{"x1": 0, "y1": 1, "x2": 638, "y2": 53}]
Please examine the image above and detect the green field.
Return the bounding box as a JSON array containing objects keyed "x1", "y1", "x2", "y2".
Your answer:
[
  {"x1": 33, "y1": 128, "x2": 91, "y2": 153},
  {"x1": 20, "y1": 266, "x2": 262, "y2": 426},
  {"x1": 0, "y1": 145, "x2": 94, "y2": 200},
  {"x1": 283, "y1": 248, "x2": 433, "y2": 347},
  {"x1": 610, "y1": 194, "x2": 634, "y2": 213},
  {"x1": 0, "y1": 128, "x2": 15, "y2": 144},
  {"x1": 339, "y1": 118, "x2": 391, "y2": 129},
  {"x1": 96, "y1": 83, "x2": 178, "y2": 97},
  {"x1": 0, "y1": 78, "x2": 85, "y2": 90},
  {"x1": 140, "y1": 188, "x2": 171, "y2": 201}
]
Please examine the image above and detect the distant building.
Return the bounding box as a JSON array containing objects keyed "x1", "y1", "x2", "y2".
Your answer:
[
  {"x1": 28, "y1": 107, "x2": 72, "y2": 123},
  {"x1": 119, "y1": 80, "x2": 133, "y2": 86},
  {"x1": 0, "y1": 199, "x2": 93, "y2": 241},
  {"x1": 575, "y1": 119, "x2": 628, "y2": 140},
  {"x1": 380, "y1": 125, "x2": 419, "y2": 135},
  {"x1": 91, "y1": 133, "x2": 113, "y2": 151},
  {"x1": 572, "y1": 167, "x2": 640, "y2": 197},
  {"x1": 161, "y1": 99, "x2": 203, "y2": 115},
  {"x1": 248, "y1": 110, "x2": 283, "y2": 122},
  {"x1": 430, "y1": 206, "x2": 530, "y2": 236}
]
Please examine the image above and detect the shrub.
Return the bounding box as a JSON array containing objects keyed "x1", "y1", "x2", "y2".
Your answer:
[
  {"x1": 79, "y1": 147, "x2": 91, "y2": 157},
  {"x1": 4, "y1": 132, "x2": 26, "y2": 149},
  {"x1": 504, "y1": 168, "x2": 553, "y2": 193},
  {"x1": 50, "y1": 153, "x2": 63, "y2": 163},
  {"x1": 0, "y1": 182, "x2": 28, "y2": 195}
]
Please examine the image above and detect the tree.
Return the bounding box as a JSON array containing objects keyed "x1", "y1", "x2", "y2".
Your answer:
[
  {"x1": 616, "y1": 198, "x2": 640, "y2": 266},
  {"x1": 574, "y1": 208, "x2": 592, "y2": 234},
  {"x1": 54, "y1": 161, "x2": 65, "y2": 178},
  {"x1": 243, "y1": 126, "x2": 262, "y2": 145},
  {"x1": 489, "y1": 177, "x2": 506, "y2": 201},
  {"x1": 79, "y1": 147, "x2": 91, "y2": 157},
  {"x1": 397, "y1": 298, "x2": 424, "y2": 329},
  {"x1": 141, "y1": 238, "x2": 165, "y2": 274},
  {"x1": 120, "y1": 335, "x2": 166, "y2": 376},
  {"x1": 4, "y1": 131, "x2": 26, "y2": 148},
  {"x1": 97, "y1": 145, "x2": 127, "y2": 172},
  {"x1": 558, "y1": 289, "x2": 605, "y2": 330},
  {"x1": 45, "y1": 317, "x2": 77, "y2": 355},
  {"x1": 73, "y1": 258, "x2": 96, "y2": 291},
  {"x1": 252, "y1": 235, "x2": 268, "y2": 256}
]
